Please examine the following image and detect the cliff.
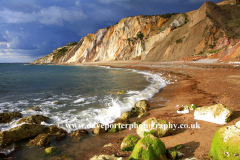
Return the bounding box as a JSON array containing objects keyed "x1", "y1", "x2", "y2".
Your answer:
[{"x1": 32, "y1": 1, "x2": 240, "y2": 64}]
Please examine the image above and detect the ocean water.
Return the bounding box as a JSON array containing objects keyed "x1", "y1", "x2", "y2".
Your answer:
[{"x1": 0, "y1": 63, "x2": 168, "y2": 132}]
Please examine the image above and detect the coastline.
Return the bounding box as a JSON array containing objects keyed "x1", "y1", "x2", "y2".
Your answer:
[{"x1": 73, "y1": 60, "x2": 240, "y2": 159}]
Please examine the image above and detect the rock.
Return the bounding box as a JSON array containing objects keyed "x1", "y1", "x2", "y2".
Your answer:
[
  {"x1": 209, "y1": 121, "x2": 240, "y2": 159},
  {"x1": 121, "y1": 135, "x2": 140, "y2": 151},
  {"x1": 131, "y1": 100, "x2": 150, "y2": 115},
  {"x1": 131, "y1": 121, "x2": 142, "y2": 128},
  {"x1": 194, "y1": 103, "x2": 233, "y2": 124},
  {"x1": 117, "y1": 90, "x2": 125, "y2": 94},
  {"x1": 90, "y1": 155, "x2": 125, "y2": 160},
  {"x1": 177, "y1": 104, "x2": 197, "y2": 114},
  {"x1": 108, "y1": 119, "x2": 131, "y2": 133},
  {"x1": 28, "y1": 133, "x2": 50, "y2": 147},
  {"x1": 129, "y1": 134, "x2": 167, "y2": 160},
  {"x1": 176, "y1": 151, "x2": 184, "y2": 159},
  {"x1": 70, "y1": 130, "x2": 88, "y2": 139},
  {"x1": 92, "y1": 123, "x2": 107, "y2": 134},
  {"x1": 121, "y1": 111, "x2": 131, "y2": 120},
  {"x1": 137, "y1": 117, "x2": 173, "y2": 138},
  {"x1": 0, "y1": 124, "x2": 44, "y2": 145},
  {"x1": 103, "y1": 143, "x2": 113, "y2": 147},
  {"x1": 17, "y1": 115, "x2": 49, "y2": 125},
  {"x1": 45, "y1": 146, "x2": 57, "y2": 154},
  {"x1": 138, "y1": 112, "x2": 149, "y2": 118},
  {"x1": 55, "y1": 134, "x2": 67, "y2": 141},
  {"x1": 174, "y1": 144, "x2": 184, "y2": 149},
  {"x1": 113, "y1": 118, "x2": 130, "y2": 125},
  {"x1": 0, "y1": 112, "x2": 22, "y2": 123},
  {"x1": 108, "y1": 124, "x2": 122, "y2": 133},
  {"x1": 27, "y1": 106, "x2": 41, "y2": 112},
  {"x1": 166, "y1": 149, "x2": 178, "y2": 160},
  {"x1": 44, "y1": 125, "x2": 67, "y2": 135},
  {"x1": 0, "y1": 144, "x2": 15, "y2": 158}
]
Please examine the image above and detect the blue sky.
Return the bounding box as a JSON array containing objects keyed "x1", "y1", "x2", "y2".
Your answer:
[{"x1": 0, "y1": 0, "x2": 223, "y2": 63}]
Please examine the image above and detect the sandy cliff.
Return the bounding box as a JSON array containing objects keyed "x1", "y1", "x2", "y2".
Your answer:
[{"x1": 32, "y1": 1, "x2": 240, "y2": 64}]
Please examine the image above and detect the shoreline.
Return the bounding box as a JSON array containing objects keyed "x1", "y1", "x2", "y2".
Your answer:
[
  {"x1": 75, "y1": 60, "x2": 240, "y2": 159},
  {"x1": 2, "y1": 60, "x2": 240, "y2": 159}
]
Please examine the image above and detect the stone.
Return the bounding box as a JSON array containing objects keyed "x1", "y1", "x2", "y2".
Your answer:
[
  {"x1": 129, "y1": 134, "x2": 167, "y2": 160},
  {"x1": 103, "y1": 143, "x2": 113, "y2": 147},
  {"x1": 0, "y1": 124, "x2": 44, "y2": 145},
  {"x1": 138, "y1": 112, "x2": 149, "y2": 118},
  {"x1": 70, "y1": 130, "x2": 88, "y2": 139},
  {"x1": 131, "y1": 100, "x2": 150, "y2": 116},
  {"x1": 108, "y1": 119, "x2": 131, "y2": 133},
  {"x1": 121, "y1": 111, "x2": 131, "y2": 120},
  {"x1": 92, "y1": 123, "x2": 107, "y2": 134},
  {"x1": 137, "y1": 117, "x2": 173, "y2": 138},
  {"x1": 44, "y1": 125, "x2": 67, "y2": 135},
  {"x1": 166, "y1": 149, "x2": 178, "y2": 160},
  {"x1": 0, "y1": 112, "x2": 22, "y2": 123},
  {"x1": 174, "y1": 144, "x2": 184, "y2": 149},
  {"x1": 121, "y1": 135, "x2": 140, "y2": 151},
  {"x1": 27, "y1": 106, "x2": 41, "y2": 112},
  {"x1": 28, "y1": 133, "x2": 50, "y2": 147},
  {"x1": 45, "y1": 146, "x2": 57, "y2": 154},
  {"x1": 90, "y1": 155, "x2": 125, "y2": 160},
  {"x1": 17, "y1": 115, "x2": 49, "y2": 125},
  {"x1": 117, "y1": 90, "x2": 125, "y2": 94},
  {"x1": 209, "y1": 121, "x2": 240, "y2": 159},
  {"x1": 194, "y1": 104, "x2": 233, "y2": 124}
]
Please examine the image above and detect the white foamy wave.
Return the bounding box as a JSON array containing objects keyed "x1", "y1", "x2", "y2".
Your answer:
[{"x1": 73, "y1": 98, "x2": 85, "y2": 103}]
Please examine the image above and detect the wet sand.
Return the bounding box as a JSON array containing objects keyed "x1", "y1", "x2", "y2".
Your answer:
[{"x1": 74, "y1": 60, "x2": 240, "y2": 160}]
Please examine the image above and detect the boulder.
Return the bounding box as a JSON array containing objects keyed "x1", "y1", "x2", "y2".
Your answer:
[
  {"x1": 137, "y1": 117, "x2": 173, "y2": 138},
  {"x1": 70, "y1": 130, "x2": 88, "y2": 139},
  {"x1": 194, "y1": 104, "x2": 233, "y2": 124},
  {"x1": 129, "y1": 134, "x2": 167, "y2": 160},
  {"x1": 0, "y1": 124, "x2": 44, "y2": 145},
  {"x1": 121, "y1": 135, "x2": 140, "y2": 151},
  {"x1": 45, "y1": 146, "x2": 57, "y2": 154},
  {"x1": 121, "y1": 111, "x2": 131, "y2": 120},
  {"x1": 138, "y1": 112, "x2": 149, "y2": 118},
  {"x1": 209, "y1": 121, "x2": 240, "y2": 159},
  {"x1": 27, "y1": 106, "x2": 41, "y2": 112},
  {"x1": 17, "y1": 115, "x2": 49, "y2": 125},
  {"x1": 117, "y1": 90, "x2": 125, "y2": 94},
  {"x1": 0, "y1": 112, "x2": 22, "y2": 123},
  {"x1": 108, "y1": 119, "x2": 131, "y2": 133},
  {"x1": 92, "y1": 123, "x2": 107, "y2": 134},
  {"x1": 44, "y1": 125, "x2": 67, "y2": 135},
  {"x1": 90, "y1": 155, "x2": 125, "y2": 160},
  {"x1": 131, "y1": 100, "x2": 150, "y2": 115},
  {"x1": 28, "y1": 133, "x2": 50, "y2": 147},
  {"x1": 166, "y1": 149, "x2": 178, "y2": 160}
]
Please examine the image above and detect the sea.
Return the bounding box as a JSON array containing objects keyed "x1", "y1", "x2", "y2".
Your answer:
[{"x1": 0, "y1": 63, "x2": 169, "y2": 133}]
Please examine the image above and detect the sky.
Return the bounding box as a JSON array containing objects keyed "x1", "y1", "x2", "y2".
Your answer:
[{"x1": 0, "y1": 0, "x2": 223, "y2": 63}]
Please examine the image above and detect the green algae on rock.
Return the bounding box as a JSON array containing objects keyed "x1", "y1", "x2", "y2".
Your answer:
[
  {"x1": 0, "y1": 112, "x2": 22, "y2": 123},
  {"x1": 45, "y1": 146, "x2": 57, "y2": 154},
  {"x1": 174, "y1": 144, "x2": 184, "y2": 149},
  {"x1": 117, "y1": 90, "x2": 125, "y2": 94},
  {"x1": 194, "y1": 103, "x2": 233, "y2": 124},
  {"x1": 0, "y1": 124, "x2": 44, "y2": 145},
  {"x1": 121, "y1": 135, "x2": 140, "y2": 151},
  {"x1": 166, "y1": 149, "x2": 178, "y2": 160},
  {"x1": 137, "y1": 117, "x2": 173, "y2": 138},
  {"x1": 209, "y1": 121, "x2": 240, "y2": 160},
  {"x1": 92, "y1": 123, "x2": 107, "y2": 134},
  {"x1": 129, "y1": 134, "x2": 167, "y2": 160}
]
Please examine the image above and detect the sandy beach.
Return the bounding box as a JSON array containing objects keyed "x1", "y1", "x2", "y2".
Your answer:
[{"x1": 67, "y1": 60, "x2": 240, "y2": 160}]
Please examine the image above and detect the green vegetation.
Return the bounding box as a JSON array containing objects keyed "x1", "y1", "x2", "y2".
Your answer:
[
  {"x1": 129, "y1": 134, "x2": 166, "y2": 160},
  {"x1": 196, "y1": 51, "x2": 205, "y2": 56},
  {"x1": 127, "y1": 38, "x2": 131, "y2": 41},
  {"x1": 144, "y1": 130, "x2": 156, "y2": 137},
  {"x1": 66, "y1": 42, "x2": 78, "y2": 46},
  {"x1": 121, "y1": 135, "x2": 140, "y2": 151},
  {"x1": 174, "y1": 144, "x2": 184, "y2": 150},
  {"x1": 208, "y1": 46, "x2": 227, "y2": 54},
  {"x1": 115, "y1": 22, "x2": 119, "y2": 25},
  {"x1": 53, "y1": 47, "x2": 68, "y2": 60},
  {"x1": 209, "y1": 44, "x2": 216, "y2": 49},
  {"x1": 159, "y1": 13, "x2": 178, "y2": 19},
  {"x1": 176, "y1": 37, "x2": 185, "y2": 43},
  {"x1": 166, "y1": 149, "x2": 178, "y2": 160},
  {"x1": 184, "y1": 17, "x2": 189, "y2": 24},
  {"x1": 137, "y1": 32, "x2": 144, "y2": 40}
]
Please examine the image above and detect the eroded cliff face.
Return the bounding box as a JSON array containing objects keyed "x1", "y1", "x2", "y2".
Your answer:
[{"x1": 32, "y1": 1, "x2": 240, "y2": 64}]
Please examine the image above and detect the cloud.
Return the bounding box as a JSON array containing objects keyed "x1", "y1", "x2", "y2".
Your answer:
[
  {"x1": 0, "y1": 6, "x2": 87, "y2": 25},
  {"x1": 9, "y1": 36, "x2": 37, "y2": 50}
]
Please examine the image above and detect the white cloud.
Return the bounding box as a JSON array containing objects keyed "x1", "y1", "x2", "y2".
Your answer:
[
  {"x1": 75, "y1": 1, "x2": 81, "y2": 6},
  {"x1": 6, "y1": 31, "x2": 9, "y2": 34},
  {"x1": 0, "y1": 6, "x2": 87, "y2": 26}
]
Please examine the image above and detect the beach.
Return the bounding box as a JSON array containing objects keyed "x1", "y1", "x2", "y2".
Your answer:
[{"x1": 72, "y1": 60, "x2": 240, "y2": 160}]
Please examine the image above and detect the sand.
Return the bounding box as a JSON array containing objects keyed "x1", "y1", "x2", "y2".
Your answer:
[{"x1": 73, "y1": 60, "x2": 240, "y2": 160}]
